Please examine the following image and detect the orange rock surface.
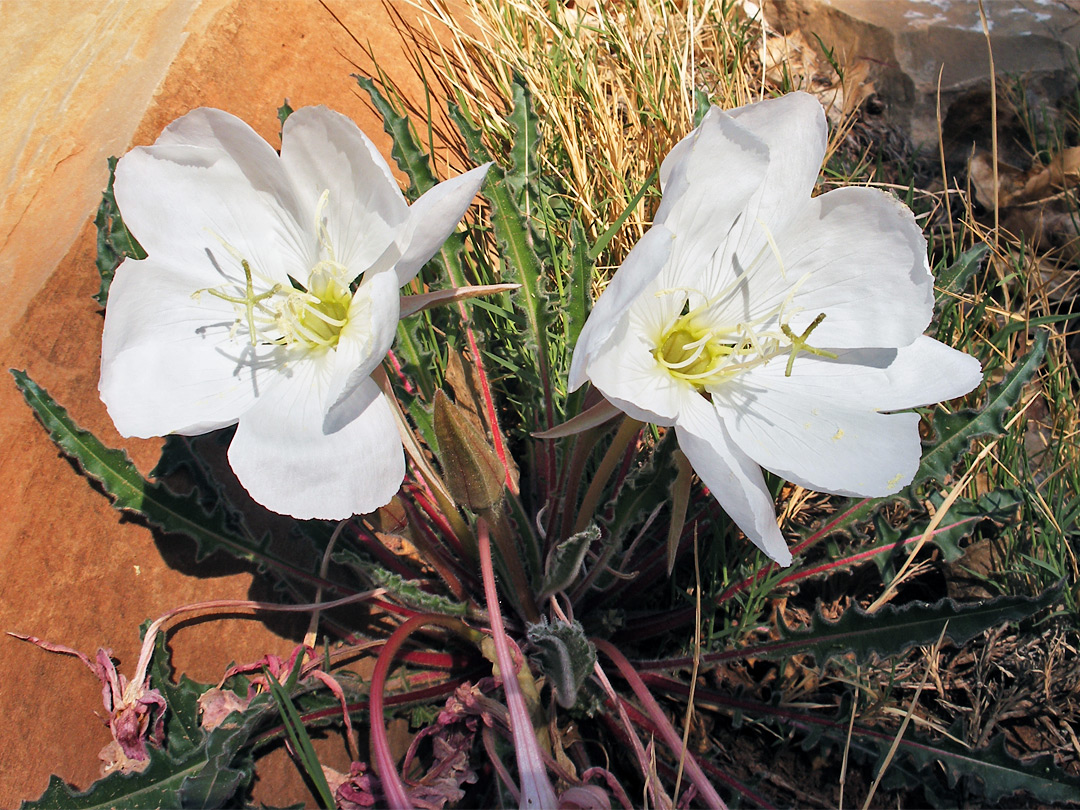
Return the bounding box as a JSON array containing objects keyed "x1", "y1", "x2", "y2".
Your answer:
[{"x1": 0, "y1": 1, "x2": 453, "y2": 804}]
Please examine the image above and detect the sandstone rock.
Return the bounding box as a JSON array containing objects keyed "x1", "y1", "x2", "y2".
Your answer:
[
  {"x1": 0, "y1": 1, "x2": 451, "y2": 805},
  {"x1": 760, "y1": 0, "x2": 1080, "y2": 150}
]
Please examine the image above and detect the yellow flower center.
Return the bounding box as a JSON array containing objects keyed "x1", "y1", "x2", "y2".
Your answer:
[
  {"x1": 196, "y1": 189, "x2": 354, "y2": 352},
  {"x1": 652, "y1": 301, "x2": 836, "y2": 391},
  {"x1": 651, "y1": 222, "x2": 838, "y2": 390}
]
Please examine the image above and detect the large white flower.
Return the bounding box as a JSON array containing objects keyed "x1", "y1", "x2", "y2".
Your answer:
[
  {"x1": 100, "y1": 106, "x2": 488, "y2": 519},
  {"x1": 569, "y1": 92, "x2": 982, "y2": 566}
]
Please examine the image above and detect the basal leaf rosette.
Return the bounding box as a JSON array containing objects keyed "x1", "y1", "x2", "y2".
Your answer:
[
  {"x1": 569, "y1": 92, "x2": 982, "y2": 566},
  {"x1": 100, "y1": 106, "x2": 488, "y2": 519}
]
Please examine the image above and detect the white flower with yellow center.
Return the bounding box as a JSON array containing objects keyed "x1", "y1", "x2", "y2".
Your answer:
[
  {"x1": 100, "y1": 106, "x2": 488, "y2": 519},
  {"x1": 569, "y1": 93, "x2": 982, "y2": 566}
]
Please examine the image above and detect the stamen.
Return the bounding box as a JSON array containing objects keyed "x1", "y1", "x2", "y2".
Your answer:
[
  {"x1": 315, "y1": 189, "x2": 337, "y2": 263},
  {"x1": 756, "y1": 218, "x2": 787, "y2": 281},
  {"x1": 194, "y1": 219, "x2": 353, "y2": 352}
]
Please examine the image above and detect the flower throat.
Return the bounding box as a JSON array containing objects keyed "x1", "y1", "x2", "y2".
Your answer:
[
  {"x1": 653, "y1": 301, "x2": 835, "y2": 390},
  {"x1": 198, "y1": 190, "x2": 352, "y2": 351}
]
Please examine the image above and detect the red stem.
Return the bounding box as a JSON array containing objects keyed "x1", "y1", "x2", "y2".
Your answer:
[
  {"x1": 370, "y1": 614, "x2": 472, "y2": 809},
  {"x1": 458, "y1": 301, "x2": 519, "y2": 495},
  {"x1": 478, "y1": 519, "x2": 559, "y2": 809},
  {"x1": 593, "y1": 638, "x2": 727, "y2": 810}
]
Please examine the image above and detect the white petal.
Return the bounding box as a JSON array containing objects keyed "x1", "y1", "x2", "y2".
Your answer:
[
  {"x1": 116, "y1": 110, "x2": 311, "y2": 289},
  {"x1": 653, "y1": 109, "x2": 769, "y2": 289},
  {"x1": 713, "y1": 366, "x2": 924, "y2": 497},
  {"x1": 229, "y1": 367, "x2": 404, "y2": 519},
  {"x1": 279, "y1": 107, "x2": 409, "y2": 279},
  {"x1": 732, "y1": 186, "x2": 934, "y2": 348},
  {"x1": 675, "y1": 395, "x2": 792, "y2": 565},
  {"x1": 585, "y1": 322, "x2": 689, "y2": 426},
  {"x1": 761, "y1": 336, "x2": 983, "y2": 411},
  {"x1": 657, "y1": 114, "x2": 701, "y2": 192},
  {"x1": 325, "y1": 269, "x2": 401, "y2": 418},
  {"x1": 568, "y1": 224, "x2": 674, "y2": 391},
  {"x1": 725, "y1": 92, "x2": 827, "y2": 248},
  {"x1": 99, "y1": 257, "x2": 284, "y2": 437},
  {"x1": 393, "y1": 163, "x2": 491, "y2": 286}
]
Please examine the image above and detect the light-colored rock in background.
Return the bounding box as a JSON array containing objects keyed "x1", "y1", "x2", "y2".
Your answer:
[
  {"x1": 0, "y1": 1, "x2": 450, "y2": 805},
  {"x1": 760, "y1": 0, "x2": 1080, "y2": 148},
  {"x1": 0, "y1": 0, "x2": 233, "y2": 344}
]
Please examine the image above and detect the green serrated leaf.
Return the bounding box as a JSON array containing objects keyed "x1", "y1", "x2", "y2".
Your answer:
[
  {"x1": 148, "y1": 625, "x2": 207, "y2": 760},
  {"x1": 93, "y1": 156, "x2": 146, "y2": 307},
  {"x1": 448, "y1": 87, "x2": 554, "y2": 421},
  {"x1": 913, "y1": 329, "x2": 1047, "y2": 495},
  {"x1": 23, "y1": 749, "x2": 211, "y2": 810},
  {"x1": 369, "y1": 568, "x2": 469, "y2": 617},
  {"x1": 606, "y1": 430, "x2": 678, "y2": 545},
  {"x1": 355, "y1": 74, "x2": 437, "y2": 198},
  {"x1": 277, "y1": 99, "x2": 294, "y2": 137},
  {"x1": 924, "y1": 488, "x2": 1023, "y2": 562},
  {"x1": 526, "y1": 617, "x2": 596, "y2": 709},
  {"x1": 894, "y1": 722, "x2": 1080, "y2": 804},
  {"x1": 866, "y1": 488, "x2": 1024, "y2": 579},
  {"x1": 506, "y1": 76, "x2": 540, "y2": 206},
  {"x1": 934, "y1": 244, "x2": 988, "y2": 304},
  {"x1": 727, "y1": 585, "x2": 1060, "y2": 664},
  {"x1": 11, "y1": 371, "x2": 343, "y2": 591},
  {"x1": 179, "y1": 694, "x2": 271, "y2": 808},
  {"x1": 693, "y1": 88, "x2": 711, "y2": 127},
  {"x1": 566, "y1": 218, "x2": 592, "y2": 349},
  {"x1": 21, "y1": 694, "x2": 271, "y2": 810}
]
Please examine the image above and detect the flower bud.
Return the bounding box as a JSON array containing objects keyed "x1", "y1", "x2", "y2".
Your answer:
[{"x1": 433, "y1": 389, "x2": 505, "y2": 512}]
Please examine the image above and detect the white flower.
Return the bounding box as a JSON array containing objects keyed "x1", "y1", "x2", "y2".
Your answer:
[
  {"x1": 100, "y1": 106, "x2": 488, "y2": 519},
  {"x1": 569, "y1": 92, "x2": 982, "y2": 566}
]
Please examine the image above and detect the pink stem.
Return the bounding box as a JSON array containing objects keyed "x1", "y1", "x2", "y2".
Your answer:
[
  {"x1": 593, "y1": 638, "x2": 727, "y2": 810},
  {"x1": 477, "y1": 519, "x2": 559, "y2": 809},
  {"x1": 370, "y1": 614, "x2": 470, "y2": 809}
]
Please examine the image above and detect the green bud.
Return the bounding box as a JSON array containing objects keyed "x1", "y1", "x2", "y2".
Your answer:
[{"x1": 433, "y1": 389, "x2": 505, "y2": 512}]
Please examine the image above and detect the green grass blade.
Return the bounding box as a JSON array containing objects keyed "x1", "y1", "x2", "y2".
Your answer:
[{"x1": 263, "y1": 666, "x2": 336, "y2": 809}]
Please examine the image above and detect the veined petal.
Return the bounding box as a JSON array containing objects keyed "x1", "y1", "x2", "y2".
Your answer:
[
  {"x1": 757, "y1": 336, "x2": 983, "y2": 411},
  {"x1": 392, "y1": 163, "x2": 491, "y2": 286},
  {"x1": 229, "y1": 366, "x2": 404, "y2": 519},
  {"x1": 657, "y1": 117, "x2": 699, "y2": 193},
  {"x1": 100, "y1": 257, "x2": 284, "y2": 437},
  {"x1": 117, "y1": 109, "x2": 312, "y2": 289},
  {"x1": 585, "y1": 323, "x2": 690, "y2": 426},
  {"x1": 279, "y1": 106, "x2": 409, "y2": 278},
  {"x1": 653, "y1": 110, "x2": 770, "y2": 291},
  {"x1": 725, "y1": 92, "x2": 827, "y2": 253},
  {"x1": 676, "y1": 395, "x2": 792, "y2": 565},
  {"x1": 325, "y1": 269, "x2": 401, "y2": 418},
  {"x1": 714, "y1": 368, "x2": 924, "y2": 497},
  {"x1": 731, "y1": 186, "x2": 934, "y2": 348},
  {"x1": 568, "y1": 224, "x2": 674, "y2": 391}
]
